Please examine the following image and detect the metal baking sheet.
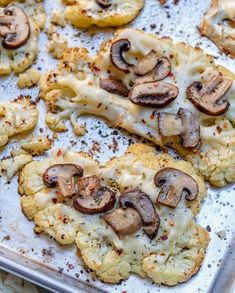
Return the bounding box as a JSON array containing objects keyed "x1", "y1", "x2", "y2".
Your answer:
[{"x1": 0, "y1": 0, "x2": 235, "y2": 292}]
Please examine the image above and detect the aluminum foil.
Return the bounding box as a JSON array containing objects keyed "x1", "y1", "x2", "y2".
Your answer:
[{"x1": 0, "y1": 0, "x2": 235, "y2": 292}]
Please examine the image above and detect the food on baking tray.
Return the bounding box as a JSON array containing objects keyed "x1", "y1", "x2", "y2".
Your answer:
[
  {"x1": 62, "y1": 0, "x2": 144, "y2": 28},
  {"x1": 40, "y1": 28, "x2": 235, "y2": 187},
  {"x1": 0, "y1": 149, "x2": 33, "y2": 180},
  {"x1": 17, "y1": 68, "x2": 41, "y2": 88},
  {"x1": 0, "y1": 96, "x2": 38, "y2": 148},
  {"x1": 18, "y1": 144, "x2": 209, "y2": 285},
  {"x1": 0, "y1": 0, "x2": 45, "y2": 75},
  {"x1": 199, "y1": 0, "x2": 235, "y2": 58}
]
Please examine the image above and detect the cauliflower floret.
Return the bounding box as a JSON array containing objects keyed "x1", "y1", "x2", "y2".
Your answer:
[
  {"x1": 46, "y1": 24, "x2": 68, "y2": 59},
  {"x1": 20, "y1": 135, "x2": 53, "y2": 155},
  {"x1": 19, "y1": 149, "x2": 99, "y2": 219},
  {"x1": 199, "y1": 0, "x2": 235, "y2": 58},
  {"x1": 0, "y1": 0, "x2": 45, "y2": 75},
  {"x1": 51, "y1": 9, "x2": 66, "y2": 27},
  {"x1": 142, "y1": 223, "x2": 209, "y2": 286},
  {"x1": 17, "y1": 69, "x2": 41, "y2": 88},
  {"x1": 0, "y1": 152, "x2": 33, "y2": 180},
  {"x1": 19, "y1": 144, "x2": 209, "y2": 285},
  {"x1": 0, "y1": 96, "x2": 38, "y2": 148},
  {"x1": 39, "y1": 28, "x2": 235, "y2": 186},
  {"x1": 63, "y1": 0, "x2": 144, "y2": 28},
  {"x1": 34, "y1": 204, "x2": 81, "y2": 245}
]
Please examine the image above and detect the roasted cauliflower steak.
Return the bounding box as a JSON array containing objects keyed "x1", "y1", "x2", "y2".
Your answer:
[
  {"x1": 0, "y1": 0, "x2": 46, "y2": 75},
  {"x1": 62, "y1": 0, "x2": 144, "y2": 28},
  {"x1": 40, "y1": 28, "x2": 235, "y2": 187},
  {"x1": 0, "y1": 96, "x2": 38, "y2": 148},
  {"x1": 199, "y1": 0, "x2": 235, "y2": 58},
  {"x1": 19, "y1": 144, "x2": 209, "y2": 286}
]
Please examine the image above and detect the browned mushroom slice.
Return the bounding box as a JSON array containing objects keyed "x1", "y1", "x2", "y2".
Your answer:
[
  {"x1": 120, "y1": 189, "x2": 160, "y2": 239},
  {"x1": 110, "y1": 38, "x2": 132, "y2": 73},
  {"x1": 0, "y1": 6, "x2": 30, "y2": 49},
  {"x1": 95, "y1": 0, "x2": 111, "y2": 8},
  {"x1": 104, "y1": 208, "x2": 142, "y2": 238},
  {"x1": 154, "y1": 167, "x2": 199, "y2": 208},
  {"x1": 43, "y1": 164, "x2": 84, "y2": 198},
  {"x1": 129, "y1": 81, "x2": 179, "y2": 107},
  {"x1": 134, "y1": 50, "x2": 171, "y2": 84},
  {"x1": 158, "y1": 108, "x2": 201, "y2": 151},
  {"x1": 73, "y1": 175, "x2": 116, "y2": 214},
  {"x1": 178, "y1": 108, "x2": 201, "y2": 150},
  {"x1": 99, "y1": 77, "x2": 129, "y2": 97},
  {"x1": 186, "y1": 75, "x2": 232, "y2": 116}
]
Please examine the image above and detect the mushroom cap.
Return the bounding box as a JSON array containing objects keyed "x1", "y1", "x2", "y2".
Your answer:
[
  {"x1": 110, "y1": 38, "x2": 132, "y2": 73},
  {"x1": 99, "y1": 77, "x2": 129, "y2": 97},
  {"x1": 43, "y1": 164, "x2": 84, "y2": 198},
  {"x1": 120, "y1": 189, "x2": 160, "y2": 239},
  {"x1": 73, "y1": 175, "x2": 116, "y2": 214},
  {"x1": 178, "y1": 108, "x2": 201, "y2": 150},
  {"x1": 104, "y1": 207, "x2": 142, "y2": 238},
  {"x1": 158, "y1": 108, "x2": 201, "y2": 151},
  {"x1": 186, "y1": 75, "x2": 232, "y2": 116},
  {"x1": 0, "y1": 6, "x2": 30, "y2": 50},
  {"x1": 95, "y1": 0, "x2": 111, "y2": 8},
  {"x1": 129, "y1": 81, "x2": 179, "y2": 107},
  {"x1": 134, "y1": 50, "x2": 171, "y2": 84},
  {"x1": 154, "y1": 167, "x2": 199, "y2": 208}
]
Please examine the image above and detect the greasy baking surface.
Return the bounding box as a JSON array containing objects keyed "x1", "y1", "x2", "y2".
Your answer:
[{"x1": 0, "y1": 0, "x2": 235, "y2": 292}]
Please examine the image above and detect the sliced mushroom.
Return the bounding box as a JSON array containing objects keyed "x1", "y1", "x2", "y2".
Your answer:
[
  {"x1": 186, "y1": 75, "x2": 232, "y2": 116},
  {"x1": 158, "y1": 108, "x2": 201, "y2": 151},
  {"x1": 158, "y1": 112, "x2": 182, "y2": 136},
  {"x1": 0, "y1": 6, "x2": 30, "y2": 49},
  {"x1": 95, "y1": 0, "x2": 111, "y2": 8},
  {"x1": 154, "y1": 167, "x2": 199, "y2": 208},
  {"x1": 120, "y1": 189, "x2": 160, "y2": 239},
  {"x1": 99, "y1": 77, "x2": 129, "y2": 97},
  {"x1": 178, "y1": 108, "x2": 201, "y2": 150},
  {"x1": 104, "y1": 208, "x2": 142, "y2": 238},
  {"x1": 110, "y1": 38, "x2": 132, "y2": 73},
  {"x1": 129, "y1": 81, "x2": 179, "y2": 107},
  {"x1": 134, "y1": 50, "x2": 171, "y2": 84},
  {"x1": 43, "y1": 164, "x2": 84, "y2": 198},
  {"x1": 73, "y1": 175, "x2": 116, "y2": 214}
]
